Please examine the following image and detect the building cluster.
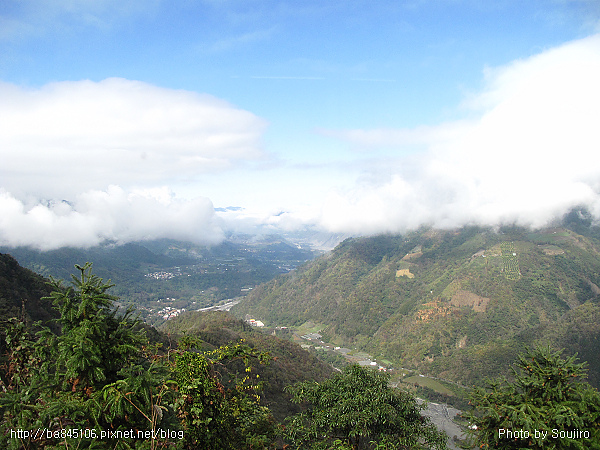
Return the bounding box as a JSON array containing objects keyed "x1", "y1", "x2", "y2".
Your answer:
[
  {"x1": 357, "y1": 360, "x2": 388, "y2": 372},
  {"x1": 145, "y1": 271, "x2": 176, "y2": 280},
  {"x1": 246, "y1": 318, "x2": 265, "y2": 327},
  {"x1": 301, "y1": 332, "x2": 322, "y2": 340},
  {"x1": 158, "y1": 306, "x2": 186, "y2": 320}
]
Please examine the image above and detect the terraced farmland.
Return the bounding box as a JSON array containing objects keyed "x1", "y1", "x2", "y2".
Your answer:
[{"x1": 500, "y1": 241, "x2": 521, "y2": 280}]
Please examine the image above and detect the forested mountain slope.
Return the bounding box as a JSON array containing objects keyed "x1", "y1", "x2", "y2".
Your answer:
[
  {"x1": 0, "y1": 253, "x2": 335, "y2": 424},
  {"x1": 233, "y1": 219, "x2": 600, "y2": 387},
  {"x1": 0, "y1": 253, "x2": 57, "y2": 330}
]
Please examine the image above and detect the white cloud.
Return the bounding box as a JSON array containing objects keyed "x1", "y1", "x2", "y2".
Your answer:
[
  {"x1": 3, "y1": 35, "x2": 600, "y2": 249},
  {"x1": 0, "y1": 186, "x2": 224, "y2": 251},
  {"x1": 0, "y1": 78, "x2": 267, "y2": 199},
  {"x1": 316, "y1": 34, "x2": 600, "y2": 234},
  {"x1": 0, "y1": 78, "x2": 268, "y2": 249}
]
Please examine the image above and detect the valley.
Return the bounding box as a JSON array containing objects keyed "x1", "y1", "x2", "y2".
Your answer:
[
  {"x1": 1, "y1": 234, "x2": 317, "y2": 326},
  {"x1": 240, "y1": 317, "x2": 471, "y2": 448},
  {"x1": 5, "y1": 216, "x2": 600, "y2": 391},
  {"x1": 246, "y1": 316, "x2": 470, "y2": 406},
  {"x1": 233, "y1": 218, "x2": 600, "y2": 389},
  {"x1": 9, "y1": 217, "x2": 594, "y2": 393},
  {"x1": 3, "y1": 215, "x2": 600, "y2": 449}
]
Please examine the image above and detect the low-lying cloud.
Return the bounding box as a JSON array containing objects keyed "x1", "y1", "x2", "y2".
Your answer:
[
  {"x1": 315, "y1": 34, "x2": 600, "y2": 234},
  {"x1": 0, "y1": 187, "x2": 224, "y2": 250},
  {"x1": 2, "y1": 35, "x2": 600, "y2": 250},
  {"x1": 0, "y1": 78, "x2": 266, "y2": 249}
]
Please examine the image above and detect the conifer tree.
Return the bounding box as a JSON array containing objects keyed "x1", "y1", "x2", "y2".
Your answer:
[
  {"x1": 1, "y1": 263, "x2": 162, "y2": 449},
  {"x1": 466, "y1": 346, "x2": 600, "y2": 449},
  {"x1": 46, "y1": 262, "x2": 143, "y2": 392}
]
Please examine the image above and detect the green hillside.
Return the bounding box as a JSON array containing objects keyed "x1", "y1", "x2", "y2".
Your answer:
[
  {"x1": 0, "y1": 253, "x2": 334, "y2": 425},
  {"x1": 1, "y1": 235, "x2": 315, "y2": 325},
  {"x1": 2, "y1": 235, "x2": 598, "y2": 448},
  {"x1": 233, "y1": 221, "x2": 600, "y2": 388},
  {"x1": 159, "y1": 310, "x2": 335, "y2": 420},
  {"x1": 0, "y1": 253, "x2": 58, "y2": 331}
]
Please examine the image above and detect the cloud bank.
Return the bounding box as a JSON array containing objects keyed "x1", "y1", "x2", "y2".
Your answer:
[
  {"x1": 315, "y1": 34, "x2": 600, "y2": 234},
  {"x1": 0, "y1": 187, "x2": 224, "y2": 251},
  {"x1": 2, "y1": 34, "x2": 600, "y2": 250},
  {"x1": 0, "y1": 78, "x2": 266, "y2": 199},
  {"x1": 0, "y1": 78, "x2": 265, "y2": 249}
]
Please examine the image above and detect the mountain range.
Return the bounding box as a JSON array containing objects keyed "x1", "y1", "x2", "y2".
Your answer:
[
  {"x1": 233, "y1": 210, "x2": 600, "y2": 388},
  {"x1": 3, "y1": 208, "x2": 600, "y2": 391}
]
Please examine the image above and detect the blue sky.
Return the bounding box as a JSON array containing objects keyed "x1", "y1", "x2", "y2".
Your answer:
[{"x1": 1, "y1": 0, "x2": 600, "y2": 249}]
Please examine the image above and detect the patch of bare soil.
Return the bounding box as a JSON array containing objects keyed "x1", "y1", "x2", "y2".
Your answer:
[{"x1": 450, "y1": 290, "x2": 490, "y2": 312}]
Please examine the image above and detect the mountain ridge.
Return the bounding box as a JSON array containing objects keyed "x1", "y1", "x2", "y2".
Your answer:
[{"x1": 233, "y1": 219, "x2": 600, "y2": 388}]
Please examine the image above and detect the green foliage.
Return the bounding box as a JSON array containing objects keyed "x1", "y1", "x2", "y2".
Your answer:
[
  {"x1": 283, "y1": 364, "x2": 448, "y2": 450},
  {"x1": 0, "y1": 263, "x2": 179, "y2": 449},
  {"x1": 500, "y1": 242, "x2": 521, "y2": 281},
  {"x1": 47, "y1": 263, "x2": 144, "y2": 391},
  {"x1": 6, "y1": 251, "x2": 600, "y2": 449},
  {"x1": 100, "y1": 343, "x2": 180, "y2": 443},
  {"x1": 0, "y1": 318, "x2": 45, "y2": 448},
  {"x1": 173, "y1": 340, "x2": 276, "y2": 449},
  {"x1": 0, "y1": 263, "x2": 283, "y2": 449},
  {"x1": 160, "y1": 310, "x2": 336, "y2": 421},
  {"x1": 465, "y1": 346, "x2": 600, "y2": 449},
  {"x1": 234, "y1": 225, "x2": 600, "y2": 388}
]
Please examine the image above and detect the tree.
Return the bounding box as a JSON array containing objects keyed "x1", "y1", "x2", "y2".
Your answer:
[
  {"x1": 1, "y1": 263, "x2": 175, "y2": 450},
  {"x1": 465, "y1": 345, "x2": 600, "y2": 449},
  {"x1": 173, "y1": 339, "x2": 276, "y2": 449},
  {"x1": 283, "y1": 364, "x2": 447, "y2": 450},
  {"x1": 0, "y1": 318, "x2": 45, "y2": 449},
  {"x1": 47, "y1": 262, "x2": 143, "y2": 392},
  {"x1": 1, "y1": 263, "x2": 281, "y2": 449}
]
